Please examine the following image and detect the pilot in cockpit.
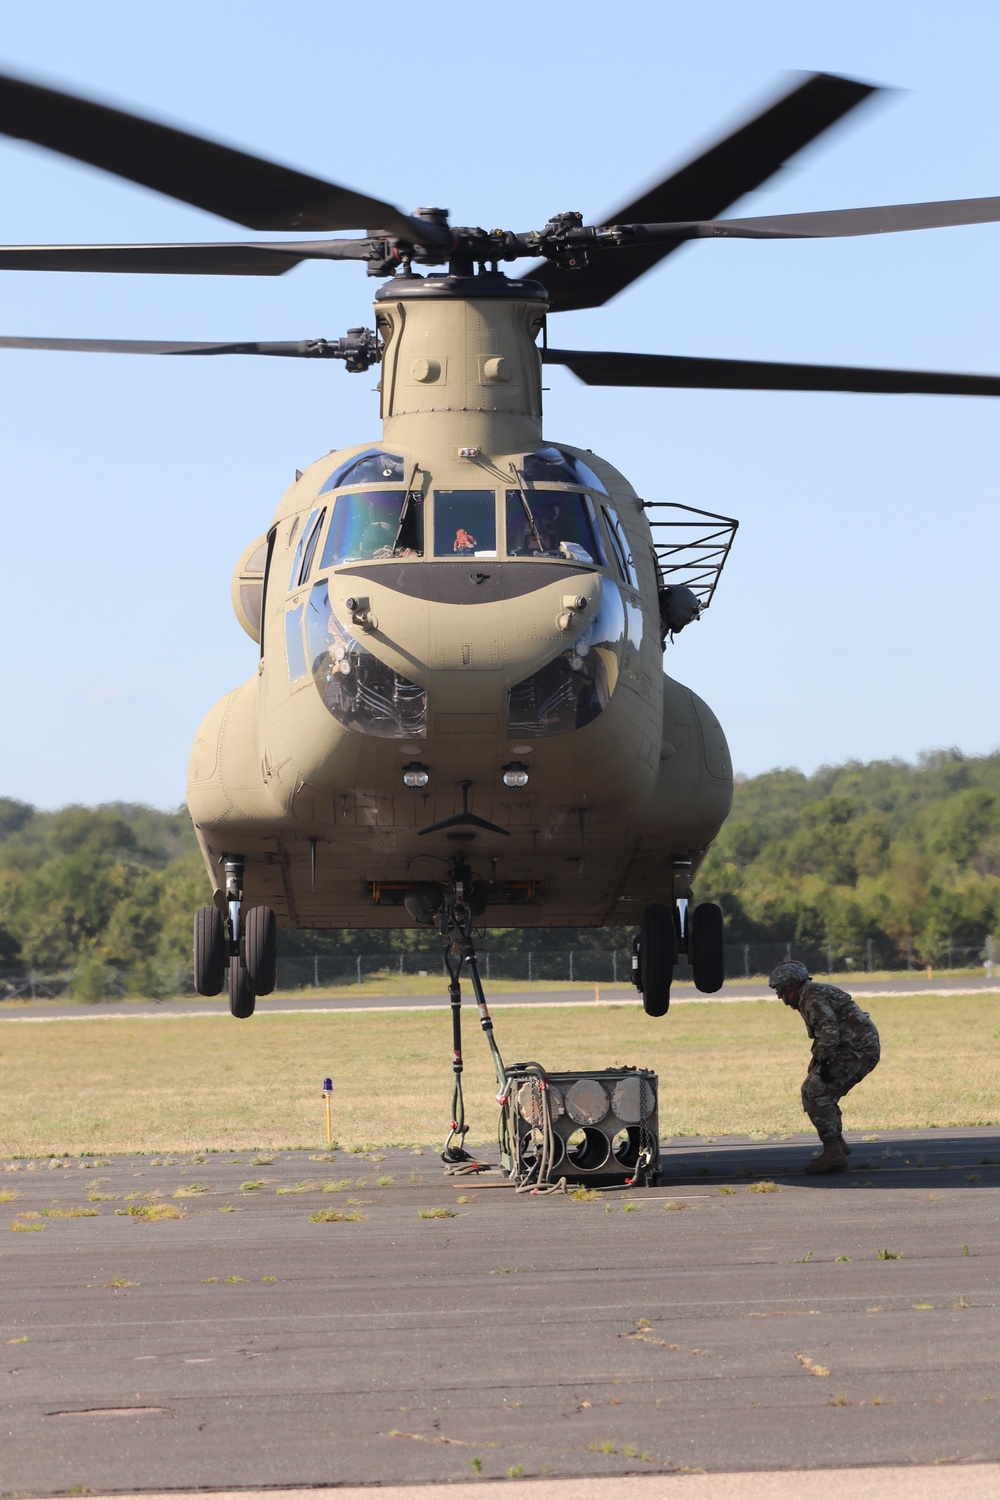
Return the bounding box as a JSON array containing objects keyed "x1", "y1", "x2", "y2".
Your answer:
[
  {"x1": 359, "y1": 517, "x2": 395, "y2": 555},
  {"x1": 512, "y1": 497, "x2": 560, "y2": 555}
]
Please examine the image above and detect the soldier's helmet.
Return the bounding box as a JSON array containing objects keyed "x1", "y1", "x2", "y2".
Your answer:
[{"x1": 768, "y1": 959, "x2": 810, "y2": 992}]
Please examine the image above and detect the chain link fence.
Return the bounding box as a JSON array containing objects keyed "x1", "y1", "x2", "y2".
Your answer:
[
  {"x1": 274, "y1": 939, "x2": 993, "y2": 990},
  {"x1": 0, "y1": 967, "x2": 177, "y2": 1001},
  {"x1": 275, "y1": 949, "x2": 636, "y2": 990},
  {"x1": 2, "y1": 934, "x2": 994, "y2": 1001},
  {"x1": 725, "y1": 938, "x2": 992, "y2": 980}
]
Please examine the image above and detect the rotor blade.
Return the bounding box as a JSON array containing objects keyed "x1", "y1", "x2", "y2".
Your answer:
[
  {"x1": 654, "y1": 194, "x2": 1000, "y2": 240},
  {"x1": 0, "y1": 72, "x2": 443, "y2": 240},
  {"x1": 0, "y1": 244, "x2": 298, "y2": 275},
  {"x1": 0, "y1": 336, "x2": 348, "y2": 356},
  {"x1": 0, "y1": 238, "x2": 372, "y2": 275},
  {"x1": 535, "y1": 71, "x2": 878, "y2": 311},
  {"x1": 544, "y1": 347, "x2": 1000, "y2": 397}
]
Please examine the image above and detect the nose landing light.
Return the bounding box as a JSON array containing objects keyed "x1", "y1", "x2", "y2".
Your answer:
[{"x1": 502, "y1": 762, "x2": 530, "y2": 789}]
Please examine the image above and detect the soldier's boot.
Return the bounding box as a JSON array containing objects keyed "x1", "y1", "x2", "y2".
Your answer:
[
  {"x1": 805, "y1": 1139, "x2": 849, "y2": 1175},
  {"x1": 836, "y1": 1134, "x2": 852, "y2": 1156}
]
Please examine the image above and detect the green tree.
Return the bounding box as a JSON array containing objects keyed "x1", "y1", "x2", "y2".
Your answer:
[{"x1": 2, "y1": 748, "x2": 999, "y2": 980}]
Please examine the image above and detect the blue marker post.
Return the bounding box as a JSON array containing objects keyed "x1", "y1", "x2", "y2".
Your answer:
[{"x1": 323, "y1": 1077, "x2": 334, "y2": 1146}]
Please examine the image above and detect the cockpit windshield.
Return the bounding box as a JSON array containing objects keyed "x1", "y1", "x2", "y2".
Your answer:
[
  {"x1": 433, "y1": 491, "x2": 498, "y2": 557},
  {"x1": 320, "y1": 490, "x2": 423, "y2": 566},
  {"x1": 505, "y1": 491, "x2": 604, "y2": 565},
  {"x1": 521, "y1": 446, "x2": 608, "y2": 494},
  {"x1": 319, "y1": 449, "x2": 405, "y2": 493}
]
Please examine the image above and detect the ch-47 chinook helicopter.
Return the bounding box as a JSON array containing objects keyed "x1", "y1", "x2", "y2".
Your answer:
[{"x1": 5, "y1": 67, "x2": 1000, "y2": 1041}]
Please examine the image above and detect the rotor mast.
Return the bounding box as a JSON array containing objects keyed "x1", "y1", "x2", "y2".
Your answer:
[{"x1": 374, "y1": 272, "x2": 548, "y2": 456}]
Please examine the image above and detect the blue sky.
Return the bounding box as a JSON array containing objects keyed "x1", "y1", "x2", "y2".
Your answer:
[{"x1": 1, "y1": 0, "x2": 998, "y2": 809}]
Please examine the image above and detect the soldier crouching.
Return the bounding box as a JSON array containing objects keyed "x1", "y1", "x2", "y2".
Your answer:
[{"x1": 768, "y1": 960, "x2": 881, "y2": 1175}]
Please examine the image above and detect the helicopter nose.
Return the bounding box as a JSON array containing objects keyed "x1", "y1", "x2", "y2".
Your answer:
[
  {"x1": 324, "y1": 561, "x2": 604, "y2": 689},
  {"x1": 332, "y1": 559, "x2": 599, "y2": 609}
]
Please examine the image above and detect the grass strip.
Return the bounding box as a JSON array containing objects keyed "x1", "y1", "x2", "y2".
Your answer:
[{"x1": 0, "y1": 993, "x2": 996, "y2": 1155}]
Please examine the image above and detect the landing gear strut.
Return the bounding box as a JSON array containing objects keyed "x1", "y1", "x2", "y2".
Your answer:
[
  {"x1": 199, "y1": 858, "x2": 277, "y2": 1019},
  {"x1": 631, "y1": 868, "x2": 726, "y2": 1014},
  {"x1": 437, "y1": 857, "x2": 507, "y2": 1166},
  {"x1": 223, "y1": 856, "x2": 255, "y2": 1019}
]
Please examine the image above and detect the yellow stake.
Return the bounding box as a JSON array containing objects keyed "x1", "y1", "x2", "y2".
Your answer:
[{"x1": 595, "y1": 982, "x2": 600, "y2": 1005}]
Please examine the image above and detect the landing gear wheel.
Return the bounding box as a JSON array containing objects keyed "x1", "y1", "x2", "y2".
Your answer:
[
  {"x1": 692, "y1": 902, "x2": 725, "y2": 993},
  {"x1": 639, "y1": 903, "x2": 673, "y2": 1017},
  {"x1": 193, "y1": 906, "x2": 225, "y2": 996},
  {"x1": 228, "y1": 955, "x2": 256, "y2": 1019},
  {"x1": 244, "y1": 906, "x2": 277, "y2": 995}
]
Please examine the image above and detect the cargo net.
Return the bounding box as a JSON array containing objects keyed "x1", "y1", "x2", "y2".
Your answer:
[{"x1": 500, "y1": 1064, "x2": 659, "y2": 1192}]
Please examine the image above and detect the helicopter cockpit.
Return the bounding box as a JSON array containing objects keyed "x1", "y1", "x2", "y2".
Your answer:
[
  {"x1": 295, "y1": 445, "x2": 636, "y2": 571},
  {"x1": 277, "y1": 442, "x2": 646, "y2": 742},
  {"x1": 313, "y1": 482, "x2": 613, "y2": 566}
]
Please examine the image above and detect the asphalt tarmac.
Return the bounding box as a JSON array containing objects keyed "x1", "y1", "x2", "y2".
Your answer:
[
  {"x1": 2, "y1": 974, "x2": 997, "y2": 1022},
  {"x1": 3, "y1": 1127, "x2": 999, "y2": 1494}
]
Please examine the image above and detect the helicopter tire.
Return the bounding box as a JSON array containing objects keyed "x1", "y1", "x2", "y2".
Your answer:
[
  {"x1": 244, "y1": 906, "x2": 277, "y2": 995},
  {"x1": 639, "y1": 903, "x2": 673, "y2": 1017},
  {"x1": 691, "y1": 902, "x2": 725, "y2": 994},
  {"x1": 228, "y1": 955, "x2": 256, "y2": 1019},
  {"x1": 193, "y1": 905, "x2": 225, "y2": 996}
]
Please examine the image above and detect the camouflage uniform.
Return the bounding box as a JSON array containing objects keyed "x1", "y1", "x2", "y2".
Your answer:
[{"x1": 795, "y1": 982, "x2": 880, "y2": 1142}]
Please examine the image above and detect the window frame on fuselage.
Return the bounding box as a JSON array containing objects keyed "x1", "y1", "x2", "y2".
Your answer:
[
  {"x1": 431, "y1": 488, "x2": 500, "y2": 559},
  {"x1": 296, "y1": 481, "x2": 631, "y2": 587},
  {"x1": 503, "y1": 486, "x2": 608, "y2": 566},
  {"x1": 318, "y1": 486, "x2": 425, "y2": 568}
]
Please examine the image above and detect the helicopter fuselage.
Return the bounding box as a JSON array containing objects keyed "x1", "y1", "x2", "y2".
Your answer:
[{"x1": 188, "y1": 274, "x2": 733, "y2": 928}]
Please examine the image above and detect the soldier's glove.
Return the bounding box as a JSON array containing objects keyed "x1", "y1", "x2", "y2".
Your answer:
[{"x1": 818, "y1": 1060, "x2": 834, "y2": 1085}]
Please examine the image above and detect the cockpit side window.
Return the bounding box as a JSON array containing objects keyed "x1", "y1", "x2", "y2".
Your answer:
[
  {"x1": 297, "y1": 507, "x2": 327, "y2": 587},
  {"x1": 602, "y1": 505, "x2": 638, "y2": 589},
  {"x1": 259, "y1": 528, "x2": 276, "y2": 661},
  {"x1": 288, "y1": 508, "x2": 319, "y2": 590},
  {"x1": 505, "y1": 491, "x2": 603, "y2": 564},
  {"x1": 319, "y1": 449, "x2": 405, "y2": 494},
  {"x1": 320, "y1": 489, "x2": 424, "y2": 566},
  {"x1": 285, "y1": 603, "x2": 307, "y2": 682}
]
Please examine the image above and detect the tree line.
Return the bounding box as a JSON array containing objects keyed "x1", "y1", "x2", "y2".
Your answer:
[
  {"x1": 0, "y1": 747, "x2": 996, "y2": 994},
  {"x1": 697, "y1": 748, "x2": 999, "y2": 966}
]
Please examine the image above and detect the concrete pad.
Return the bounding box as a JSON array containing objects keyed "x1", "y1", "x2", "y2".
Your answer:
[
  {"x1": 3, "y1": 1131, "x2": 999, "y2": 1494},
  {"x1": 71, "y1": 1467, "x2": 1000, "y2": 1500}
]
